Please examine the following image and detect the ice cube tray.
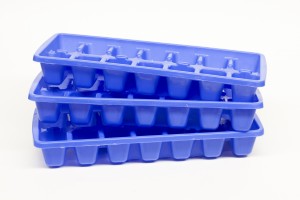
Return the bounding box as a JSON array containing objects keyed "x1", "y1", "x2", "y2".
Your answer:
[
  {"x1": 33, "y1": 111, "x2": 264, "y2": 167},
  {"x1": 29, "y1": 73, "x2": 263, "y2": 131},
  {"x1": 34, "y1": 33, "x2": 267, "y2": 101}
]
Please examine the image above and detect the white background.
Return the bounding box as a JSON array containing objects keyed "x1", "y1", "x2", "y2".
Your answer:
[{"x1": 0, "y1": 0, "x2": 299, "y2": 199}]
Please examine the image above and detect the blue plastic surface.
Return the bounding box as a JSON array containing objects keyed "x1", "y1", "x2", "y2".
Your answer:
[
  {"x1": 34, "y1": 33, "x2": 267, "y2": 101},
  {"x1": 33, "y1": 111, "x2": 264, "y2": 167},
  {"x1": 29, "y1": 73, "x2": 263, "y2": 131}
]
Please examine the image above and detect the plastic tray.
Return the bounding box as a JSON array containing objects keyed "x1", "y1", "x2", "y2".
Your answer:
[
  {"x1": 33, "y1": 111, "x2": 264, "y2": 167},
  {"x1": 34, "y1": 33, "x2": 267, "y2": 101},
  {"x1": 29, "y1": 73, "x2": 263, "y2": 131}
]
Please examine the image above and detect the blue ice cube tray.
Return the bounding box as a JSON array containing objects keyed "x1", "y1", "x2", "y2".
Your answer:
[
  {"x1": 33, "y1": 111, "x2": 264, "y2": 167},
  {"x1": 34, "y1": 33, "x2": 267, "y2": 101},
  {"x1": 29, "y1": 73, "x2": 263, "y2": 132}
]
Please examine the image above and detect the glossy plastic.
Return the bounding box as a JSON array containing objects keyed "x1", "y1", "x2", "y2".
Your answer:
[
  {"x1": 29, "y1": 73, "x2": 263, "y2": 131},
  {"x1": 33, "y1": 111, "x2": 264, "y2": 167},
  {"x1": 34, "y1": 33, "x2": 267, "y2": 101}
]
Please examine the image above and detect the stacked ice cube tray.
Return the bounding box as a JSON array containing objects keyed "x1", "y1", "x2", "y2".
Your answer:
[{"x1": 29, "y1": 33, "x2": 266, "y2": 167}]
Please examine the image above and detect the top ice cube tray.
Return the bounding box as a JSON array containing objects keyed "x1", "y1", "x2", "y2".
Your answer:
[{"x1": 34, "y1": 33, "x2": 266, "y2": 101}]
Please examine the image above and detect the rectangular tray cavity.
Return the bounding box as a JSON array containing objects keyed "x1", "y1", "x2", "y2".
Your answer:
[
  {"x1": 34, "y1": 33, "x2": 267, "y2": 101},
  {"x1": 29, "y1": 73, "x2": 263, "y2": 131},
  {"x1": 33, "y1": 111, "x2": 264, "y2": 167}
]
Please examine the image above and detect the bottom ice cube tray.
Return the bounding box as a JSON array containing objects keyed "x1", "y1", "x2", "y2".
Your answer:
[{"x1": 33, "y1": 111, "x2": 264, "y2": 167}]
